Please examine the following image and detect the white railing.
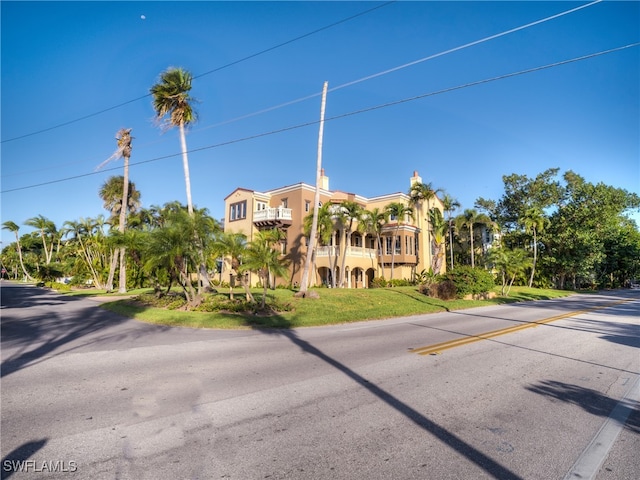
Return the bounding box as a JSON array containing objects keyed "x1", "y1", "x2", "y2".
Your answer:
[
  {"x1": 253, "y1": 206, "x2": 292, "y2": 222},
  {"x1": 316, "y1": 246, "x2": 377, "y2": 258}
]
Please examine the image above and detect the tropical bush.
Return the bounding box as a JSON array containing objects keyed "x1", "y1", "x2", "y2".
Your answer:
[{"x1": 439, "y1": 266, "x2": 495, "y2": 298}]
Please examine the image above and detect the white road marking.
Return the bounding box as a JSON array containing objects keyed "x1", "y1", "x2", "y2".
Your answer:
[{"x1": 563, "y1": 375, "x2": 640, "y2": 480}]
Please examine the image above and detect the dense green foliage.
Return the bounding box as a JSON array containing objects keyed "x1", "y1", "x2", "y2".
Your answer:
[
  {"x1": 439, "y1": 266, "x2": 495, "y2": 298},
  {"x1": 3, "y1": 167, "x2": 638, "y2": 310}
]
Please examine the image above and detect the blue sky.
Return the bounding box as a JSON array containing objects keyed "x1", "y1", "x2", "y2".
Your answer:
[{"x1": 2, "y1": 1, "x2": 639, "y2": 247}]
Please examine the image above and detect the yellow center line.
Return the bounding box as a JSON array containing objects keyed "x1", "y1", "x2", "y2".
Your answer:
[{"x1": 410, "y1": 299, "x2": 633, "y2": 356}]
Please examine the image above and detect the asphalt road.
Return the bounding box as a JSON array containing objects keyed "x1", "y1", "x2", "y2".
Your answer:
[{"x1": 1, "y1": 282, "x2": 638, "y2": 480}]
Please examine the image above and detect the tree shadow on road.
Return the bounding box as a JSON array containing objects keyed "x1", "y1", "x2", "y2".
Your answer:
[
  {"x1": 0, "y1": 439, "x2": 48, "y2": 479},
  {"x1": 255, "y1": 313, "x2": 525, "y2": 480},
  {"x1": 526, "y1": 380, "x2": 640, "y2": 434},
  {"x1": 0, "y1": 284, "x2": 170, "y2": 378}
]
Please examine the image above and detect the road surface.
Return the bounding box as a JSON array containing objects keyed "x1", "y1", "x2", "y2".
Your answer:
[{"x1": 1, "y1": 282, "x2": 638, "y2": 479}]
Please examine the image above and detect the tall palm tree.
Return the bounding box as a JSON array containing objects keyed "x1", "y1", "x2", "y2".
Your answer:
[
  {"x1": 428, "y1": 208, "x2": 447, "y2": 274},
  {"x1": 62, "y1": 218, "x2": 104, "y2": 289},
  {"x1": 409, "y1": 182, "x2": 442, "y2": 270},
  {"x1": 143, "y1": 212, "x2": 201, "y2": 306},
  {"x1": 98, "y1": 128, "x2": 134, "y2": 293},
  {"x1": 385, "y1": 202, "x2": 413, "y2": 281},
  {"x1": 212, "y1": 231, "x2": 254, "y2": 302},
  {"x1": 2, "y1": 221, "x2": 34, "y2": 281},
  {"x1": 521, "y1": 207, "x2": 549, "y2": 288},
  {"x1": 456, "y1": 209, "x2": 491, "y2": 268},
  {"x1": 441, "y1": 193, "x2": 461, "y2": 269},
  {"x1": 150, "y1": 67, "x2": 197, "y2": 215},
  {"x1": 303, "y1": 203, "x2": 335, "y2": 287},
  {"x1": 337, "y1": 201, "x2": 363, "y2": 288},
  {"x1": 245, "y1": 230, "x2": 289, "y2": 308},
  {"x1": 299, "y1": 81, "x2": 329, "y2": 295},
  {"x1": 115, "y1": 129, "x2": 132, "y2": 293},
  {"x1": 360, "y1": 208, "x2": 388, "y2": 279},
  {"x1": 24, "y1": 215, "x2": 58, "y2": 265},
  {"x1": 99, "y1": 176, "x2": 141, "y2": 292}
]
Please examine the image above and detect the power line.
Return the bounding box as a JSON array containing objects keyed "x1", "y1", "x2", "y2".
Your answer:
[
  {"x1": 0, "y1": 0, "x2": 604, "y2": 172},
  {"x1": 0, "y1": 1, "x2": 396, "y2": 144},
  {"x1": 179, "y1": 0, "x2": 605, "y2": 135},
  {"x1": 3, "y1": 42, "x2": 635, "y2": 195}
]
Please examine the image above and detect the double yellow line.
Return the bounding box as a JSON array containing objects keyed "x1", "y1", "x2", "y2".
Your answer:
[{"x1": 410, "y1": 299, "x2": 633, "y2": 356}]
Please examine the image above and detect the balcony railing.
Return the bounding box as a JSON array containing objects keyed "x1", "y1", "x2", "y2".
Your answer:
[
  {"x1": 316, "y1": 246, "x2": 377, "y2": 258},
  {"x1": 253, "y1": 207, "x2": 292, "y2": 222}
]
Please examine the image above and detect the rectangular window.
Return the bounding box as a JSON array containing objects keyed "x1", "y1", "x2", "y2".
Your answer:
[
  {"x1": 385, "y1": 237, "x2": 393, "y2": 255},
  {"x1": 305, "y1": 200, "x2": 311, "y2": 212},
  {"x1": 395, "y1": 237, "x2": 401, "y2": 255},
  {"x1": 281, "y1": 198, "x2": 288, "y2": 208},
  {"x1": 229, "y1": 201, "x2": 247, "y2": 221},
  {"x1": 256, "y1": 201, "x2": 266, "y2": 211}
]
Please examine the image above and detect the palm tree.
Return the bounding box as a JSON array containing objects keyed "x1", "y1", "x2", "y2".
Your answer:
[
  {"x1": 212, "y1": 232, "x2": 254, "y2": 302},
  {"x1": 521, "y1": 207, "x2": 549, "y2": 288},
  {"x1": 488, "y1": 247, "x2": 531, "y2": 296},
  {"x1": 456, "y1": 209, "x2": 492, "y2": 268},
  {"x1": 97, "y1": 128, "x2": 134, "y2": 293},
  {"x1": 24, "y1": 215, "x2": 58, "y2": 265},
  {"x1": 336, "y1": 201, "x2": 363, "y2": 288},
  {"x1": 428, "y1": 208, "x2": 447, "y2": 274},
  {"x1": 245, "y1": 230, "x2": 289, "y2": 309},
  {"x1": 385, "y1": 202, "x2": 413, "y2": 281},
  {"x1": 303, "y1": 203, "x2": 335, "y2": 288},
  {"x1": 150, "y1": 67, "x2": 197, "y2": 215},
  {"x1": 99, "y1": 176, "x2": 141, "y2": 292},
  {"x1": 299, "y1": 81, "x2": 329, "y2": 295},
  {"x1": 2, "y1": 221, "x2": 34, "y2": 281},
  {"x1": 360, "y1": 208, "x2": 388, "y2": 279},
  {"x1": 441, "y1": 193, "x2": 461, "y2": 269},
  {"x1": 409, "y1": 182, "x2": 441, "y2": 269},
  {"x1": 143, "y1": 212, "x2": 201, "y2": 306}
]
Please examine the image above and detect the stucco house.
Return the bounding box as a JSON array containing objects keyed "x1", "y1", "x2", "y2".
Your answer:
[{"x1": 222, "y1": 170, "x2": 444, "y2": 288}]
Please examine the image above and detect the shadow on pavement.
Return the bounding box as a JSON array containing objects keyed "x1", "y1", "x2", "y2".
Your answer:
[
  {"x1": 256, "y1": 312, "x2": 525, "y2": 480},
  {"x1": 526, "y1": 380, "x2": 640, "y2": 434},
  {"x1": 1, "y1": 439, "x2": 48, "y2": 479}
]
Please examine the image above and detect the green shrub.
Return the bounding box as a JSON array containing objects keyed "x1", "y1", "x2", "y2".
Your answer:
[
  {"x1": 388, "y1": 278, "x2": 412, "y2": 287},
  {"x1": 430, "y1": 280, "x2": 457, "y2": 300},
  {"x1": 48, "y1": 281, "x2": 72, "y2": 292},
  {"x1": 138, "y1": 292, "x2": 187, "y2": 310},
  {"x1": 370, "y1": 277, "x2": 389, "y2": 288},
  {"x1": 439, "y1": 266, "x2": 494, "y2": 298}
]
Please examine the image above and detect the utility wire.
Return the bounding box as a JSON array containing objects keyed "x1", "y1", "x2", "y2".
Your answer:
[
  {"x1": 3, "y1": 42, "x2": 635, "y2": 195},
  {"x1": 1, "y1": 1, "x2": 396, "y2": 144},
  {"x1": 4, "y1": 0, "x2": 593, "y2": 174},
  {"x1": 183, "y1": 0, "x2": 604, "y2": 134}
]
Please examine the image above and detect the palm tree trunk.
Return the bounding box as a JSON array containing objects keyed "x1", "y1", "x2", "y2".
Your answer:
[
  {"x1": 528, "y1": 229, "x2": 537, "y2": 288},
  {"x1": 14, "y1": 235, "x2": 34, "y2": 281},
  {"x1": 339, "y1": 230, "x2": 348, "y2": 288},
  {"x1": 118, "y1": 247, "x2": 126, "y2": 293},
  {"x1": 390, "y1": 233, "x2": 396, "y2": 281},
  {"x1": 299, "y1": 81, "x2": 328, "y2": 294},
  {"x1": 470, "y1": 224, "x2": 475, "y2": 268},
  {"x1": 118, "y1": 154, "x2": 130, "y2": 293},
  {"x1": 329, "y1": 232, "x2": 337, "y2": 288},
  {"x1": 179, "y1": 120, "x2": 194, "y2": 216},
  {"x1": 448, "y1": 219, "x2": 454, "y2": 269},
  {"x1": 106, "y1": 249, "x2": 118, "y2": 291}
]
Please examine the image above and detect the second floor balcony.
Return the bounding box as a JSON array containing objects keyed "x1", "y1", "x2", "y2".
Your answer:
[
  {"x1": 253, "y1": 206, "x2": 293, "y2": 229},
  {"x1": 316, "y1": 246, "x2": 377, "y2": 258}
]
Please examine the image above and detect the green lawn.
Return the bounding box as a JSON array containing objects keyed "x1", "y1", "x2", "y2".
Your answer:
[{"x1": 89, "y1": 286, "x2": 575, "y2": 330}]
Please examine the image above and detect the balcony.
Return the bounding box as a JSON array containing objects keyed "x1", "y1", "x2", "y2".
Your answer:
[
  {"x1": 253, "y1": 206, "x2": 293, "y2": 229},
  {"x1": 316, "y1": 246, "x2": 377, "y2": 258}
]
